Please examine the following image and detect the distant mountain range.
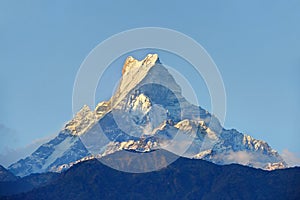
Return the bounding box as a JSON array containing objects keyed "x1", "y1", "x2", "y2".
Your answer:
[
  {"x1": 1, "y1": 150, "x2": 300, "y2": 199},
  {"x1": 8, "y1": 54, "x2": 286, "y2": 177}
]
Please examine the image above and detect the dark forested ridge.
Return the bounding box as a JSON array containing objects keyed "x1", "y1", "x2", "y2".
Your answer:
[
  {"x1": 1, "y1": 150, "x2": 300, "y2": 200},
  {"x1": 0, "y1": 165, "x2": 18, "y2": 182}
]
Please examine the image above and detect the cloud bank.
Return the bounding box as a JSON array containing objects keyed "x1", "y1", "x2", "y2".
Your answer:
[{"x1": 281, "y1": 149, "x2": 300, "y2": 167}]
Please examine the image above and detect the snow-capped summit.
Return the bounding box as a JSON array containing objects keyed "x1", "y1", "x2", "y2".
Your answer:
[
  {"x1": 122, "y1": 54, "x2": 160, "y2": 75},
  {"x1": 8, "y1": 54, "x2": 286, "y2": 177}
]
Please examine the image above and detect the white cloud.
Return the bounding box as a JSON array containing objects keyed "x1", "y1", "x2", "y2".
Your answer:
[
  {"x1": 281, "y1": 149, "x2": 300, "y2": 167},
  {"x1": 212, "y1": 150, "x2": 255, "y2": 166},
  {"x1": 211, "y1": 150, "x2": 270, "y2": 169},
  {"x1": 225, "y1": 151, "x2": 254, "y2": 165}
]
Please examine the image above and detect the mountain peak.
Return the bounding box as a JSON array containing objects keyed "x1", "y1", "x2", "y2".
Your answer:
[
  {"x1": 8, "y1": 53, "x2": 287, "y2": 177},
  {"x1": 64, "y1": 105, "x2": 96, "y2": 136},
  {"x1": 122, "y1": 54, "x2": 160, "y2": 75}
]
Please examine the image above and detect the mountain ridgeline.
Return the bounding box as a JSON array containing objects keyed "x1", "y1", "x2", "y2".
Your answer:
[{"x1": 9, "y1": 54, "x2": 286, "y2": 177}]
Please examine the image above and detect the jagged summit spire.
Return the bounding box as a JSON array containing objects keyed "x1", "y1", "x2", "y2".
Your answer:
[{"x1": 122, "y1": 54, "x2": 160, "y2": 75}]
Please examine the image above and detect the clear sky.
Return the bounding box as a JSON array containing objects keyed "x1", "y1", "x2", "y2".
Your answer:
[{"x1": 0, "y1": 1, "x2": 299, "y2": 166}]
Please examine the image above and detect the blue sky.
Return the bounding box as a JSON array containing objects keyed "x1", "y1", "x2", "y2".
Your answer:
[{"x1": 0, "y1": 1, "x2": 299, "y2": 166}]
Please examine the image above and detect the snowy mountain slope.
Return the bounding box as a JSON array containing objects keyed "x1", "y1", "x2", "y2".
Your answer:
[
  {"x1": 9, "y1": 130, "x2": 89, "y2": 176},
  {"x1": 9, "y1": 104, "x2": 100, "y2": 176},
  {"x1": 9, "y1": 54, "x2": 286, "y2": 176}
]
